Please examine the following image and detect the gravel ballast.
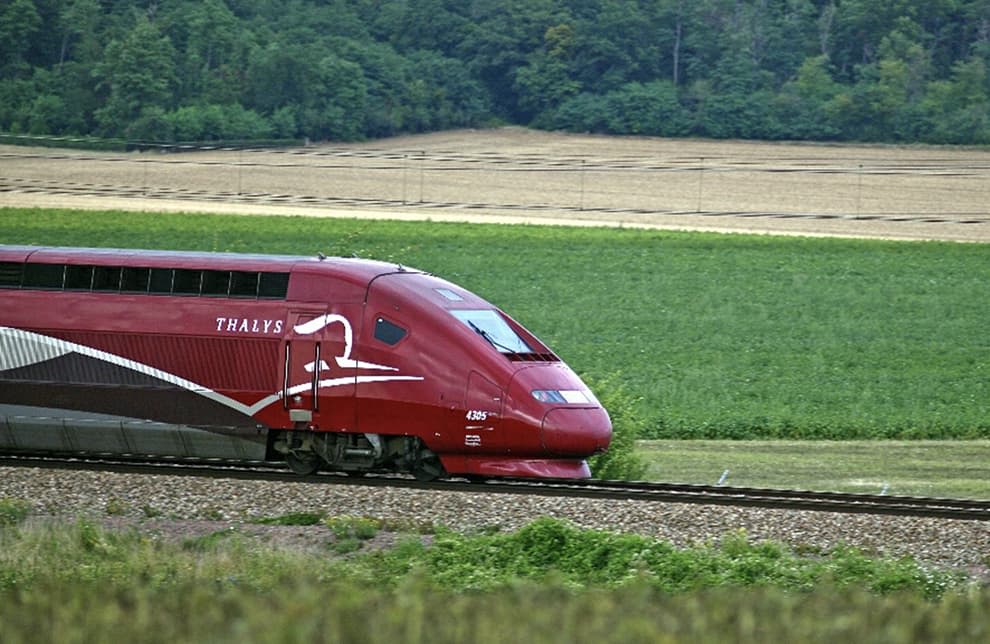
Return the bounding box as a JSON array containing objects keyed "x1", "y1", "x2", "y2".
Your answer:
[{"x1": 2, "y1": 466, "x2": 988, "y2": 580}]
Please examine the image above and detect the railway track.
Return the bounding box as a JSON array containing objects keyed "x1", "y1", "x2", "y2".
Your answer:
[{"x1": 3, "y1": 454, "x2": 987, "y2": 522}]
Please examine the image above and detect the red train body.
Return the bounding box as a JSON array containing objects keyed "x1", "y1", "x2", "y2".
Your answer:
[{"x1": 0, "y1": 246, "x2": 611, "y2": 479}]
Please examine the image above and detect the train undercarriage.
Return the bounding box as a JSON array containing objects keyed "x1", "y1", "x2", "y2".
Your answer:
[
  {"x1": 0, "y1": 405, "x2": 446, "y2": 480},
  {"x1": 268, "y1": 430, "x2": 446, "y2": 480}
]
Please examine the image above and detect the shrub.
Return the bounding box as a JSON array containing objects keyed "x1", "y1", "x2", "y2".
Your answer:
[
  {"x1": 326, "y1": 516, "x2": 381, "y2": 554},
  {"x1": 0, "y1": 498, "x2": 30, "y2": 527},
  {"x1": 585, "y1": 373, "x2": 648, "y2": 480}
]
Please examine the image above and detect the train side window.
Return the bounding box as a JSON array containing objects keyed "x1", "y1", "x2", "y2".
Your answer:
[
  {"x1": 93, "y1": 266, "x2": 122, "y2": 291},
  {"x1": 149, "y1": 268, "x2": 173, "y2": 294},
  {"x1": 0, "y1": 262, "x2": 23, "y2": 288},
  {"x1": 173, "y1": 269, "x2": 201, "y2": 295},
  {"x1": 23, "y1": 263, "x2": 64, "y2": 289},
  {"x1": 64, "y1": 265, "x2": 94, "y2": 290},
  {"x1": 121, "y1": 267, "x2": 151, "y2": 292},
  {"x1": 230, "y1": 271, "x2": 259, "y2": 297},
  {"x1": 374, "y1": 317, "x2": 407, "y2": 346},
  {"x1": 7, "y1": 263, "x2": 290, "y2": 298},
  {"x1": 201, "y1": 270, "x2": 230, "y2": 296},
  {"x1": 258, "y1": 272, "x2": 289, "y2": 299}
]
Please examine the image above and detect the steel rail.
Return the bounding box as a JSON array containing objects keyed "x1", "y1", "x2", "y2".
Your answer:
[
  {"x1": 486, "y1": 477, "x2": 990, "y2": 521},
  {"x1": 1, "y1": 453, "x2": 987, "y2": 522}
]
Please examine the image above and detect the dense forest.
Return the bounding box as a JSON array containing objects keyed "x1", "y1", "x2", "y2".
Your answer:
[{"x1": 2, "y1": 0, "x2": 990, "y2": 145}]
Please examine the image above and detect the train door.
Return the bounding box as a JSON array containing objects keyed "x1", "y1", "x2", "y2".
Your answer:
[
  {"x1": 463, "y1": 371, "x2": 504, "y2": 450},
  {"x1": 282, "y1": 310, "x2": 356, "y2": 430}
]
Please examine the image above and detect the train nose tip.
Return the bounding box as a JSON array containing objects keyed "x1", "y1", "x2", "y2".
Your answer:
[{"x1": 541, "y1": 407, "x2": 612, "y2": 456}]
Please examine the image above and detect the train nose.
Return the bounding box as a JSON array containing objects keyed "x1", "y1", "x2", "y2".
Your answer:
[{"x1": 541, "y1": 407, "x2": 612, "y2": 456}]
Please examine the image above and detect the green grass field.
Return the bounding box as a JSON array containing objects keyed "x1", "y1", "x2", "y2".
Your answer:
[
  {"x1": 2, "y1": 207, "x2": 988, "y2": 441},
  {"x1": 640, "y1": 440, "x2": 990, "y2": 498}
]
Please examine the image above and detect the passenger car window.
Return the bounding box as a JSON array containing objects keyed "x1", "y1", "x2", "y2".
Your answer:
[
  {"x1": 93, "y1": 266, "x2": 122, "y2": 291},
  {"x1": 22, "y1": 263, "x2": 64, "y2": 289},
  {"x1": 0, "y1": 262, "x2": 22, "y2": 288},
  {"x1": 258, "y1": 272, "x2": 289, "y2": 299},
  {"x1": 374, "y1": 317, "x2": 407, "y2": 346},
  {"x1": 201, "y1": 270, "x2": 230, "y2": 296},
  {"x1": 121, "y1": 267, "x2": 150, "y2": 292},
  {"x1": 172, "y1": 269, "x2": 201, "y2": 295},
  {"x1": 230, "y1": 271, "x2": 259, "y2": 297},
  {"x1": 64, "y1": 265, "x2": 94, "y2": 290},
  {"x1": 149, "y1": 268, "x2": 173, "y2": 293},
  {"x1": 1, "y1": 261, "x2": 292, "y2": 299}
]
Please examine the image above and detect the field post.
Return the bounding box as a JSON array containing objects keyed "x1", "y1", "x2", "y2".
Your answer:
[
  {"x1": 697, "y1": 157, "x2": 705, "y2": 212},
  {"x1": 419, "y1": 150, "x2": 425, "y2": 203},
  {"x1": 857, "y1": 164, "x2": 863, "y2": 215},
  {"x1": 402, "y1": 153, "x2": 408, "y2": 205},
  {"x1": 580, "y1": 158, "x2": 585, "y2": 211}
]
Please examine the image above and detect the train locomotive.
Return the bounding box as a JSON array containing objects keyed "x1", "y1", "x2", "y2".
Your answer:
[{"x1": 0, "y1": 245, "x2": 611, "y2": 479}]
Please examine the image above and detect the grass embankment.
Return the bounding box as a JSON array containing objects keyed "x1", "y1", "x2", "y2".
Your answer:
[
  {"x1": 640, "y1": 440, "x2": 990, "y2": 498},
  {"x1": 0, "y1": 509, "x2": 985, "y2": 643},
  {"x1": 1, "y1": 207, "x2": 988, "y2": 440}
]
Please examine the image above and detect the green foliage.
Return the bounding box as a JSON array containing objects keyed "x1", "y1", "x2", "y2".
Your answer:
[
  {"x1": 0, "y1": 0, "x2": 42, "y2": 77},
  {"x1": 353, "y1": 518, "x2": 962, "y2": 598},
  {"x1": 327, "y1": 516, "x2": 381, "y2": 553},
  {"x1": 182, "y1": 529, "x2": 239, "y2": 553},
  {"x1": 105, "y1": 498, "x2": 129, "y2": 517},
  {"x1": 554, "y1": 80, "x2": 691, "y2": 136},
  {"x1": 0, "y1": 498, "x2": 30, "y2": 527},
  {"x1": 2, "y1": 208, "x2": 988, "y2": 441},
  {"x1": 585, "y1": 374, "x2": 648, "y2": 480},
  {"x1": 252, "y1": 512, "x2": 326, "y2": 527},
  {"x1": 922, "y1": 58, "x2": 990, "y2": 144},
  {"x1": 4, "y1": 1, "x2": 990, "y2": 143},
  {"x1": 376, "y1": 517, "x2": 438, "y2": 535},
  {"x1": 0, "y1": 577, "x2": 986, "y2": 644},
  {"x1": 0, "y1": 517, "x2": 970, "y2": 598},
  {"x1": 326, "y1": 516, "x2": 381, "y2": 540},
  {"x1": 0, "y1": 518, "x2": 983, "y2": 642},
  {"x1": 92, "y1": 18, "x2": 178, "y2": 137},
  {"x1": 165, "y1": 104, "x2": 272, "y2": 142}
]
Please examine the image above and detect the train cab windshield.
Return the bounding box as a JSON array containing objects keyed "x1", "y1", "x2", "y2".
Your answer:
[{"x1": 450, "y1": 309, "x2": 532, "y2": 354}]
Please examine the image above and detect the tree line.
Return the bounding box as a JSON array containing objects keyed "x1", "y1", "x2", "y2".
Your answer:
[{"x1": 2, "y1": 0, "x2": 990, "y2": 145}]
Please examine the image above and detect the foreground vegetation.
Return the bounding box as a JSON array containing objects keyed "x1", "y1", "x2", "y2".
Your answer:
[
  {"x1": 4, "y1": 1, "x2": 990, "y2": 144},
  {"x1": 0, "y1": 511, "x2": 985, "y2": 643},
  {"x1": 2, "y1": 207, "x2": 987, "y2": 441}
]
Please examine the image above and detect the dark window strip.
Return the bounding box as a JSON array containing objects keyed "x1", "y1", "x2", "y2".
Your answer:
[{"x1": 0, "y1": 263, "x2": 289, "y2": 299}]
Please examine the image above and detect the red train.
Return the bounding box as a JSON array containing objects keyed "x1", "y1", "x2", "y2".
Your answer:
[{"x1": 0, "y1": 245, "x2": 611, "y2": 479}]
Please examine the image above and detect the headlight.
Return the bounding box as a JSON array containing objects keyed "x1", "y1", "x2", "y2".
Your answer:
[{"x1": 531, "y1": 390, "x2": 594, "y2": 404}]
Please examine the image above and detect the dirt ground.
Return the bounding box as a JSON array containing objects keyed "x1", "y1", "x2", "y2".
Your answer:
[{"x1": 2, "y1": 127, "x2": 988, "y2": 242}]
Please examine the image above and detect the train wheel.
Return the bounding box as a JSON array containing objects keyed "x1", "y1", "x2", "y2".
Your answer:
[
  {"x1": 412, "y1": 453, "x2": 445, "y2": 482},
  {"x1": 286, "y1": 452, "x2": 321, "y2": 476}
]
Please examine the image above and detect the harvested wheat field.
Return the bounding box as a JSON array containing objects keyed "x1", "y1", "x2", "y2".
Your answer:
[{"x1": 2, "y1": 127, "x2": 989, "y2": 242}]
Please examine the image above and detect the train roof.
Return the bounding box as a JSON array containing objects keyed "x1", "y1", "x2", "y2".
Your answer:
[{"x1": 0, "y1": 245, "x2": 419, "y2": 281}]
